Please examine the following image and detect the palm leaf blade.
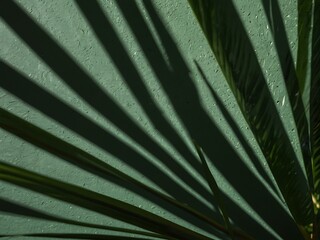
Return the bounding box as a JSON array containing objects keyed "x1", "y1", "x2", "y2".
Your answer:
[
  {"x1": 262, "y1": 0, "x2": 312, "y2": 190},
  {"x1": 311, "y1": 0, "x2": 320, "y2": 196},
  {"x1": 188, "y1": 0, "x2": 313, "y2": 226},
  {"x1": 310, "y1": 3, "x2": 320, "y2": 235},
  {"x1": 297, "y1": 0, "x2": 313, "y2": 93}
]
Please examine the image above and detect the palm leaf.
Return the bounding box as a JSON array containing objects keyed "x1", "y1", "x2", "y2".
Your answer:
[
  {"x1": 194, "y1": 60, "x2": 281, "y2": 198},
  {"x1": 297, "y1": 0, "x2": 313, "y2": 94},
  {"x1": 310, "y1": 0, "x2": 320, "y2": 236},
  {"x1": 188, "y1": 0, "x2": 313, "y2": 227},
  {"x1": 0, "y1": 161, "x2": 215, "y2": 240},
  {"x1": 262, "y1": 0, "x2": 312, "y2": 191},
  {"x1": 311, "y1": 0, "x2": 320, "y2": 197}
]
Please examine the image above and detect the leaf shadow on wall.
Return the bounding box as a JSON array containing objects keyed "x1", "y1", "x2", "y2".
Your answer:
[
  {"x1": 0, "y1": 0, "x2": 301, "y2": 239},
  {"x1": 116, "y1": 0, "x2": 300, "y2": 238},
  {"x1": 0, "y1": 1, "x2": 224, "y2": 238}
]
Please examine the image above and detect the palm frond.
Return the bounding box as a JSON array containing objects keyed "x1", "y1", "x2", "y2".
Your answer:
[
  {"x1": 0, "y1": 0, "x2": 318, "y2": 238},
  {"x1": 188, "y1": 0, "x2": 313, "y2": 227},
  {"x1": 194, "y1": 60, "x2": 280, "y2": 198},
  {"x1": 310, "y1": 1, "x2": 320, "y2": 236},
  {"x1": 297, "y1": 0, "x2": 313, "y2": 94},
  {"x1": 311, "y1": 0, "x2": 320, "y2": 198},
  {"x1": 262, "y1": 0, "x2": 312, "y2": 190}
]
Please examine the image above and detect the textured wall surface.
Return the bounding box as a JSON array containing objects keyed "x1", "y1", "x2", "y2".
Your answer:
[{"x1": 0, "y1": 0, "x2": 301, "y2": 239}]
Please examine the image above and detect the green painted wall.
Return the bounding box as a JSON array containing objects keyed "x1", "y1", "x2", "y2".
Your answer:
[{"x1": 0, "y1": 0, "x2": 303, "y2": 239}]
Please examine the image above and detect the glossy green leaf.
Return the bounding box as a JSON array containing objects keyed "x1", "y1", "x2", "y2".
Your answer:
[
  {"x1": 0, "y1": 161, "x2": 214, "y2": 240},
  {"x1": 188, "y1": 0, "x2": 313, "y2": 226}
]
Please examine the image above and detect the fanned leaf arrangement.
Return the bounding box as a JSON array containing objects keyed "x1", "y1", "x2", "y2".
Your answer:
[
  {"x1": 188, "y1": 0, "x2": 320, "y2": 238},
  {"x1": 262, "y1": 0, "x2": 312, "y2": 192},
  {"x1": 188, "y1": 0, "x2": 313, "y2": 227},
  {"x1": 0, "y1": 0, "x2": 319, "y2": 239}
]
